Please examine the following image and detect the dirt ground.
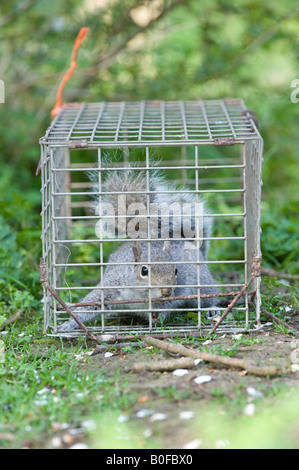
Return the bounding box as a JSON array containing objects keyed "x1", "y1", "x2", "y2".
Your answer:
[{"x1": 66, "y1": 313, "x2": 299, "y2": 449}]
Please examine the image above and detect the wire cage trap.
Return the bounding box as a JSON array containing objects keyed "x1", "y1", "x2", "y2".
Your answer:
[{"x1": 39, "y1": 98, "x2": 263, "y2": 338}]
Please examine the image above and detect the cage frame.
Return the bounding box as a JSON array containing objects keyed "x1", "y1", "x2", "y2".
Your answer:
[{"x1": 39, "y1": 98, "x2": 263, "y2": 338}]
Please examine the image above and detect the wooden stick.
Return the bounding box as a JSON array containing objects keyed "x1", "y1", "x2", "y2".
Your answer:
[
  {"x1": 95, "y1": 331, "x2": 207, "y2": 343},
  {"x1": 208, "y1": 256, "x2": 262, "y2": 335},
  {"x1": 261, "y1": 307, "x2": 299, "y2": 336},
  {"x1": 0, "y1": 432, "x2": 14, "y2": 442},
  {"x1": 261, "y1": 267, "x2": 299, "y2": 281},
  {"x1": 144, "y1": 336, "x2": 281, "y2": 376},
  {"x1": 58, "y1": 290, "x2": 244, "y2": 310},
  {"x1": 40, "y1": 259, "x2": 99, "y2": 343},
  {"x1": 130, "y1": 356, "x2": 198, "y2": 373},
  {"x1": 0, "y1": 310, "x2": 24, "y2": 331}
]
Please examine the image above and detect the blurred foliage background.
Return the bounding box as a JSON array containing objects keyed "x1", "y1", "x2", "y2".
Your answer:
[{"x1": 0, "y1": 0, "x2": 298, "y2": 311}]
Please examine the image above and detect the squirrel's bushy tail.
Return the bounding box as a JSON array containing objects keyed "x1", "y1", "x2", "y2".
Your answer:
[{"x1": 89, "y1": 159, "x2": 213, "y2": 257}]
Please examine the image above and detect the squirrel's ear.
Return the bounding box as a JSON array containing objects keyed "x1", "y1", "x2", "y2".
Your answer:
[
  {"x1": 133, "y1": 241, "x2": 142, "y2": 262},
  {"x1": 163, "y1": 241, "x2": 171, "y2": 253}
]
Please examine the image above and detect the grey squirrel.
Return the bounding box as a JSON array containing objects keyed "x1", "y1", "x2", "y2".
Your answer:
[{"x1": 58, "y1": 162, "x2": 218, "y2": 331}]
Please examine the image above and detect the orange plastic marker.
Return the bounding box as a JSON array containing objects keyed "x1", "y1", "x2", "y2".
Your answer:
[{"x1": 51, "y1": 27, "x2": 89, "y2": 120}]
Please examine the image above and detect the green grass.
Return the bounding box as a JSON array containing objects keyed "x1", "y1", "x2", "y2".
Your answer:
[
  {"x1": 1, "y1": 302, "x2": 299, "y2": 449},
  {"x1": 0, "y1": 320, "x2": 139, "y2": 448},
  {"x1": 187, "y1": 387, "x2": 299, "y2": 449}
]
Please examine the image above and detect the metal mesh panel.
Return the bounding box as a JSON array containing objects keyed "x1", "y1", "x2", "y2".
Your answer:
[
  {"x1": 39, "y1": 99, "x2": 263, "y2": 337},
  {"x1": 40, "y1": 99, "x2": 260, "y2": 147}
]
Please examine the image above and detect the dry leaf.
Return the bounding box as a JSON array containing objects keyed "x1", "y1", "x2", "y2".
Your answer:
[
  {"x1": 51, "y1": 422, "x2": 61, "y2": 432},
  {"x1": 62, "y1": 433, "x2": 74, "y2": 446},
  {"x1": 137, "y1": 395, "x2": 149, "y2": 403}
]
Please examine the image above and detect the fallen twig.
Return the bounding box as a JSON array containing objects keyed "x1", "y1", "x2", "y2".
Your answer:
[
  {"x1": 95, "y1": 331, "x2": 207, "y2": 343},
  {"x1": 0, "y1": 310, "x2": 25, "y2": 331},
  {"x1": 59, "y1": 290, "x2": 244, "y2": 310},
  {"x1": 261, "y1": 267, "x2": 299, "y2": 281},
  {"x1": 208, "y1": 256, "x2": 262, "y2": 335},
  {"x1": 260, "y1": 307, "x2": 299, "y2": 336},
  {"x1": 0, "y1": 432, "x2": 14, "y2": 442},
  {"x1": 144, "y1": 336, "x2": 282, "y2": 376},
  {"x1": 40, "y1": 258, "x2": 99, "y2": 343},
  {"x1": 130, "y1": 356, "x2": 198, "y2": 373}
]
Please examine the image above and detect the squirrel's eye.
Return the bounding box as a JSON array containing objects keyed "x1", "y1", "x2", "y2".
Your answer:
[
  {"x1": 141, "y1": 266, "x2": 148, "y2": 276},
  {"x1": 175, "y1": 268, "x2": 178, "y2": 276}
]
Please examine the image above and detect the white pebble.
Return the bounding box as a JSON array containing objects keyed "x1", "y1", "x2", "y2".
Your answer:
[
  {"x1": 232, "y1": 334, "x2": 243, "y2": 340},
  {"x1": 117, "y1": 414, "x2": 129, "y2": 423},
  {"x1": 172, "y1": 369, "x2": 189, "y2": 376},
  {"x1": 291, "y1": 364, "x2": 299, "y2": 372},
  {"x1": 104, "y1": 352, "x2": 114, "y2": 358},
  {"x1": 51, "y1": 437, "x2": 62, "y2": 448},
  {"x1": 61, "y1": 423, "x2": 71, "y2": 430},
  {"x1": 150, "y1": 413, "x2": 167, "y2": 422},
  {"x1": 69, "y1": 443, "x2": 89, "y2": 449},
  {"x1": 183, "y1": 438, "x2": 202, "y2": 449},
  {"x1": 34, "y1": 399, "x2": 48, "y2": 406},
  {"x1": 179, "y1": 411, "x2": 195, "y2": 420},
  {"x1": 244, "y1": 403, "x2": 255, "y2": 416},
  {"x1": 194, "y1": 359, "x2": 203, "y2": 365},
  {"x1": 246, "y1": 387, "x2": 264, "y2": 398},
  {"x1": 67, "y1": 428, "x2": 83, "y2": 436},
  {"x1": 81, "y1": 419, "x2": 97, "y2": 431},
  {"x1": 193, "y1": 375, "x2": 212, "y2": 385},
  {"x1": 74, "y1": 353, "x2": 84, "y2": 360},
  {"x1": 136, "y1": 409, "x2": 154, "y2": 418},
  {"x1": 202, "y1": 339, "x2": 212, "y2": 345},
  {"x1": 143, "y1": 428, "x2": 152, "y2": 438},
  {"x1": 36, "y1": 387, "x2": 49, "y2": 395},
  {"x1": 215, "y1": 439, "x2": 230, "y2": 449}
]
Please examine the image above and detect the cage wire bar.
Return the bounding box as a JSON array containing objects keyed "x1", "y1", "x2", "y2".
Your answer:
[{"x1": 39, "y1": 99, "x2": 263, "y2": 338}]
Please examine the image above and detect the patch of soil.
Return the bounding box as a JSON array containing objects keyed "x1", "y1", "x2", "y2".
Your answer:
[{"x1": 73, "y1": 316, "x2": 299, "y2": 449}]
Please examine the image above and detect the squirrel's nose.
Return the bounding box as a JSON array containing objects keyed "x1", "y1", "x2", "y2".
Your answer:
[{"x1": 161, "y1": 288, "x2": 173, "y2": 297}]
